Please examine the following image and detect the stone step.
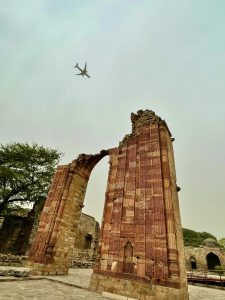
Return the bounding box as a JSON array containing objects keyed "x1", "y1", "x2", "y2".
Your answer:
[{"x1": 0, "y1": 266, "x2": 31, "y2": 277}]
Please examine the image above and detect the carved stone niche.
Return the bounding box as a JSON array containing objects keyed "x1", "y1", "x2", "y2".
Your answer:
[{"x1": 123, "y1": 241, "x2": 134, "y2": 274}]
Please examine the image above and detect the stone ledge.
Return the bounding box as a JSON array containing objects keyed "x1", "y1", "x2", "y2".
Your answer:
[
  {"x1": 102, "y1": 291, "x2": 137, "y2": 300},
  {"x1": 0, "y1": 266, "x2": 31, "y2": 277},
  {"x1": 90, "y1": 273, "x2": 189, "y2": 300},
  {"x1": 70, "y1": 259, "x2": 94, "y2": 268}
]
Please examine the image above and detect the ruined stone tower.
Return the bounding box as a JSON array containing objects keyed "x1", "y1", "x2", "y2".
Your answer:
[
  {"x1": 90, "y1": 110, "x2": 188, "y2": 299},
  {"x1": 27, "y1": 109, "x2": 188, "y2": 299}
]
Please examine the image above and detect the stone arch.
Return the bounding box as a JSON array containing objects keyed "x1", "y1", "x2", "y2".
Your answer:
[
  {"x1": 26, "y1": 109, "x2": 189, "y2": 300},
  {"x1": 190, "y1": 256, "x2": 197, "y2": 270},
  {"x1": 206, "y1": 252, "x2": 221, "y2": 270},
  {"x1": 27, "y1": 150, "x2": 109, "y2": 275}
]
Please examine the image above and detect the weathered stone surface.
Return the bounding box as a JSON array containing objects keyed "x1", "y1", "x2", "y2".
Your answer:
[
  {"x1": 0, "y1": 211, "x2": 99, "y2": 269},
  {"x1": 0, "y1": 266, "x2": 31, "y2": 277},
  {"x1": 0, "y1": 254, "x2": 27, "y2": 267},
  {"x1": 27, "y1": 150, "x2": 108, "y2": 275},
  {"x1": 185, "y1": 245, "x2": 225, "y2": 270},
  {"x1": 91, "y1": 110, "x2": 188, "y2": 299},
  {"x1": 0, "y1": 215, "x2": 26, "y2": 254},
  {"x1": 90, "y1": 273, "x2": 188, "y2": 300},
  {"x1": 0, "y1": 198, "x2": 45, "y2": 256},
  {"x1": 70, "y1": 213, "x2": 100, "y2": 267},
  {"x1": 26, "y1": 109, "x2": 188, "y2": 299}
]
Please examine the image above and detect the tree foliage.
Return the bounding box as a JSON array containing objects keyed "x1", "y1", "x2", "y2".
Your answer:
[
  {"x1": 218, "y1": 238, "x2": 225, "y2": 249},
  {"x1": 0, "y1": 142, "x2": 63, "y2": 215},
  {"x1": 183, "y1": 228, "x2": 217, "y2": 247}
]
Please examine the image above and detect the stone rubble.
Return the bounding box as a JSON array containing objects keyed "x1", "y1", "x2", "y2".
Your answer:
[
  {"x1": 0, "y1": 254, "x2": 27, "y2": 267},
  {"x1": 0, "y1": 266, "x2": 31, "y2": 277}
]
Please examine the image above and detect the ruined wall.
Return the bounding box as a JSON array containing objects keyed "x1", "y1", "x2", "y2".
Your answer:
[
  {"x1": 185, "y1": 246, "x2": 225, "y2": 270},
  {"x1": 0, "y1": 199, "x2": 45, "y2": 255},
  {"x1": 71, "y1": 213, "x2": 100, "y2": 266},
  {"x1": 24, "y1": 198, "x2": 46, "y2": 255},
  {"x1": 90, "y1": 110, "x2": 188, "y2": 300},
  {"x1": 26, "y1": 108, "x2": 188, "y2": 299},
  {"x1": 0, "y1": 216, "x2": 25, "y2": 254},
  {"x1": 0, "y1": 211, "x2": 99, "y2": 268},
  {"x1": 27, "y1": 151, "x2": 108, "y2": 275},
  {"x1": 0, "y1": 254, "x2": 27, "y2": 267}
]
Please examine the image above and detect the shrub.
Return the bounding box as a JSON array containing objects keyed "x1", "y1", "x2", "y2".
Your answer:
[{"x1": 215, "y1": 265, "x2": 224, "y2": 275}]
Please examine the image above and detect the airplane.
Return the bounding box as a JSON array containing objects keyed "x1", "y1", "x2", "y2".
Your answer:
[{"x1": 74, "y1": 63, "x2": 90, "y2": 78}]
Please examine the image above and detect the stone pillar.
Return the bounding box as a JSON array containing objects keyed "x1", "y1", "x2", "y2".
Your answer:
[
  {"x1": 27, "y1": 151, "x2": 108, "y2": 275},
  {"x1": 90, "y1": 110, "x2": 189, "y2": 300}
]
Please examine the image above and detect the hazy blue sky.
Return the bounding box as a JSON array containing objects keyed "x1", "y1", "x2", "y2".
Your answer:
[{"x1": 1, "y1": 1, "x2": 225, "y2": 238}]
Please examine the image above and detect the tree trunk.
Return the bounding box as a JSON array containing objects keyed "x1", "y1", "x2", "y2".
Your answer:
[{"x1": 0, "y1": 200, "x2": 8, "y2": 215}]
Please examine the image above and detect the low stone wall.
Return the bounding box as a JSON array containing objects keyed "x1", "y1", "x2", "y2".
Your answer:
[
  {"x1": 70, "y1": 259, "x2": 94, "y2": 268},
  {"x1": 0, "y1": 254, "x2": 28, "y2": 267},
  {"x1": 185, "y1": 246, "x2": 225, "y2": 270},
  {"x1": 0, "y1": 266, "x2": 31, "y2": 277},
  {"x1": 0, "y1": 200, "x2": 45, "y2": 256},
  {"x1": 90, "y1": 273, "x2": 189, "y2": 300}
]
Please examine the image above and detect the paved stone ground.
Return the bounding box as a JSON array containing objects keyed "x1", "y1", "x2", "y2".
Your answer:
[
  {"x1": 0, "y1": 279, "x2": 109, "y2": 300},
  {"x1": 0, "y1": 268, "x2": 225, "y2": 299},
  {"x1": 188, "y1": 285, "x2": 225, "y2": 300},
  {"x1": 45, "y1": 268, "x2": 92, "y2": 289}
]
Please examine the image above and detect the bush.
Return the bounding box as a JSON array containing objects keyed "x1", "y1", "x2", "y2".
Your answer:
[
  {"x1": 218, "y1": 238, "x2": 225, "y2": 249},
  {"x1": 215, "y1": 265, "x2": 224, "y2": 275}
]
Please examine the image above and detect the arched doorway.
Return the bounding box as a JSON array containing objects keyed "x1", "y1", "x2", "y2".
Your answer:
[
  {"x1": 82, "y1": 156, "x2": 108, "y2": 225},
  {"x1": 190, "y1": 256, "x2": 197, "y2": 270},
  {"x1": 26, "y1": 109, "x2": 189, "y2": 300},
  {"x1": 27, "y1": 150, "x2": 109, "y2": 275},
  {"x1": 206, "y1": 252, "x2": 221, "y2": 270}
]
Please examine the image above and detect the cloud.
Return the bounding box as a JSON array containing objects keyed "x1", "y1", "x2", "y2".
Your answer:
[{"x1": 0, "y1": 1, "x2": 225, "y2": 238}]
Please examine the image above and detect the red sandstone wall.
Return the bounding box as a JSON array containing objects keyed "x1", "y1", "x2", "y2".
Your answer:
[
  {"x1": 28, "y1": 165, "x2": 70, "y2": 264},
  {"x1": 94, "y1": 111, "x2": 186, "y2": 289},
  {"x1": 27, "y1": 151, "x2": 108, "y2": 274}
]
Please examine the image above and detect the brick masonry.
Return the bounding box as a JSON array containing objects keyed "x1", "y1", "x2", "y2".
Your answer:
[
  {"x1": 27, "y1": 109, "x2": 188, "y2": 299},
  {"x1": 27, "y1": 151, "x2": 108, "y2": 275},
  {"x1": 0, "y1": 198, "x2": 45, "y2": 256},
  {"x1": 71, "y1": 213, "x2": 100, "y2": 266},
  {"x1": 185, "y1": 245, "x2": 225, "y2": 270},
  {"x1": 90, "y1": 110, "x2": 189, "y2": 299}
]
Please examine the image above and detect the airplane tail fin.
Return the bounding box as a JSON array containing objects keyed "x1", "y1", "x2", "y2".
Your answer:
[{"x1": 74, "y1": 63, "x2": 79, "y2": 68}]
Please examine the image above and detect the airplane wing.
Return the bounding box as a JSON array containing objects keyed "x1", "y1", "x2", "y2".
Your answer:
[
  {"x1": 76, "y1": 72, "x2": 83, "y2": 76},
  {"x1": 84, "y1": 63, "x2": 87, "y2": 72}
]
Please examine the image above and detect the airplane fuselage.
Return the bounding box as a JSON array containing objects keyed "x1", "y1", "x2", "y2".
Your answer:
[{"x1": 74, "y1": 63, "x2": 90, "y2": 78}]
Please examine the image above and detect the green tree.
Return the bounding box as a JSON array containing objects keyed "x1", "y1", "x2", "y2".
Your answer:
[
  {"x1": 183, "y1": 228, "x2": 217, "y2": 247},
  {"x1": 0, "y1": 142, "x2": 63, "y2": 215},
  {"x1": 218, "y1": 238, "x2": 225, "y2": 249}
]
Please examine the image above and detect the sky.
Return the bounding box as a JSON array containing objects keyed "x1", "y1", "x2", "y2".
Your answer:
[{"x1": 1, "y1": 1, "x2": 225, "y2": 239}]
